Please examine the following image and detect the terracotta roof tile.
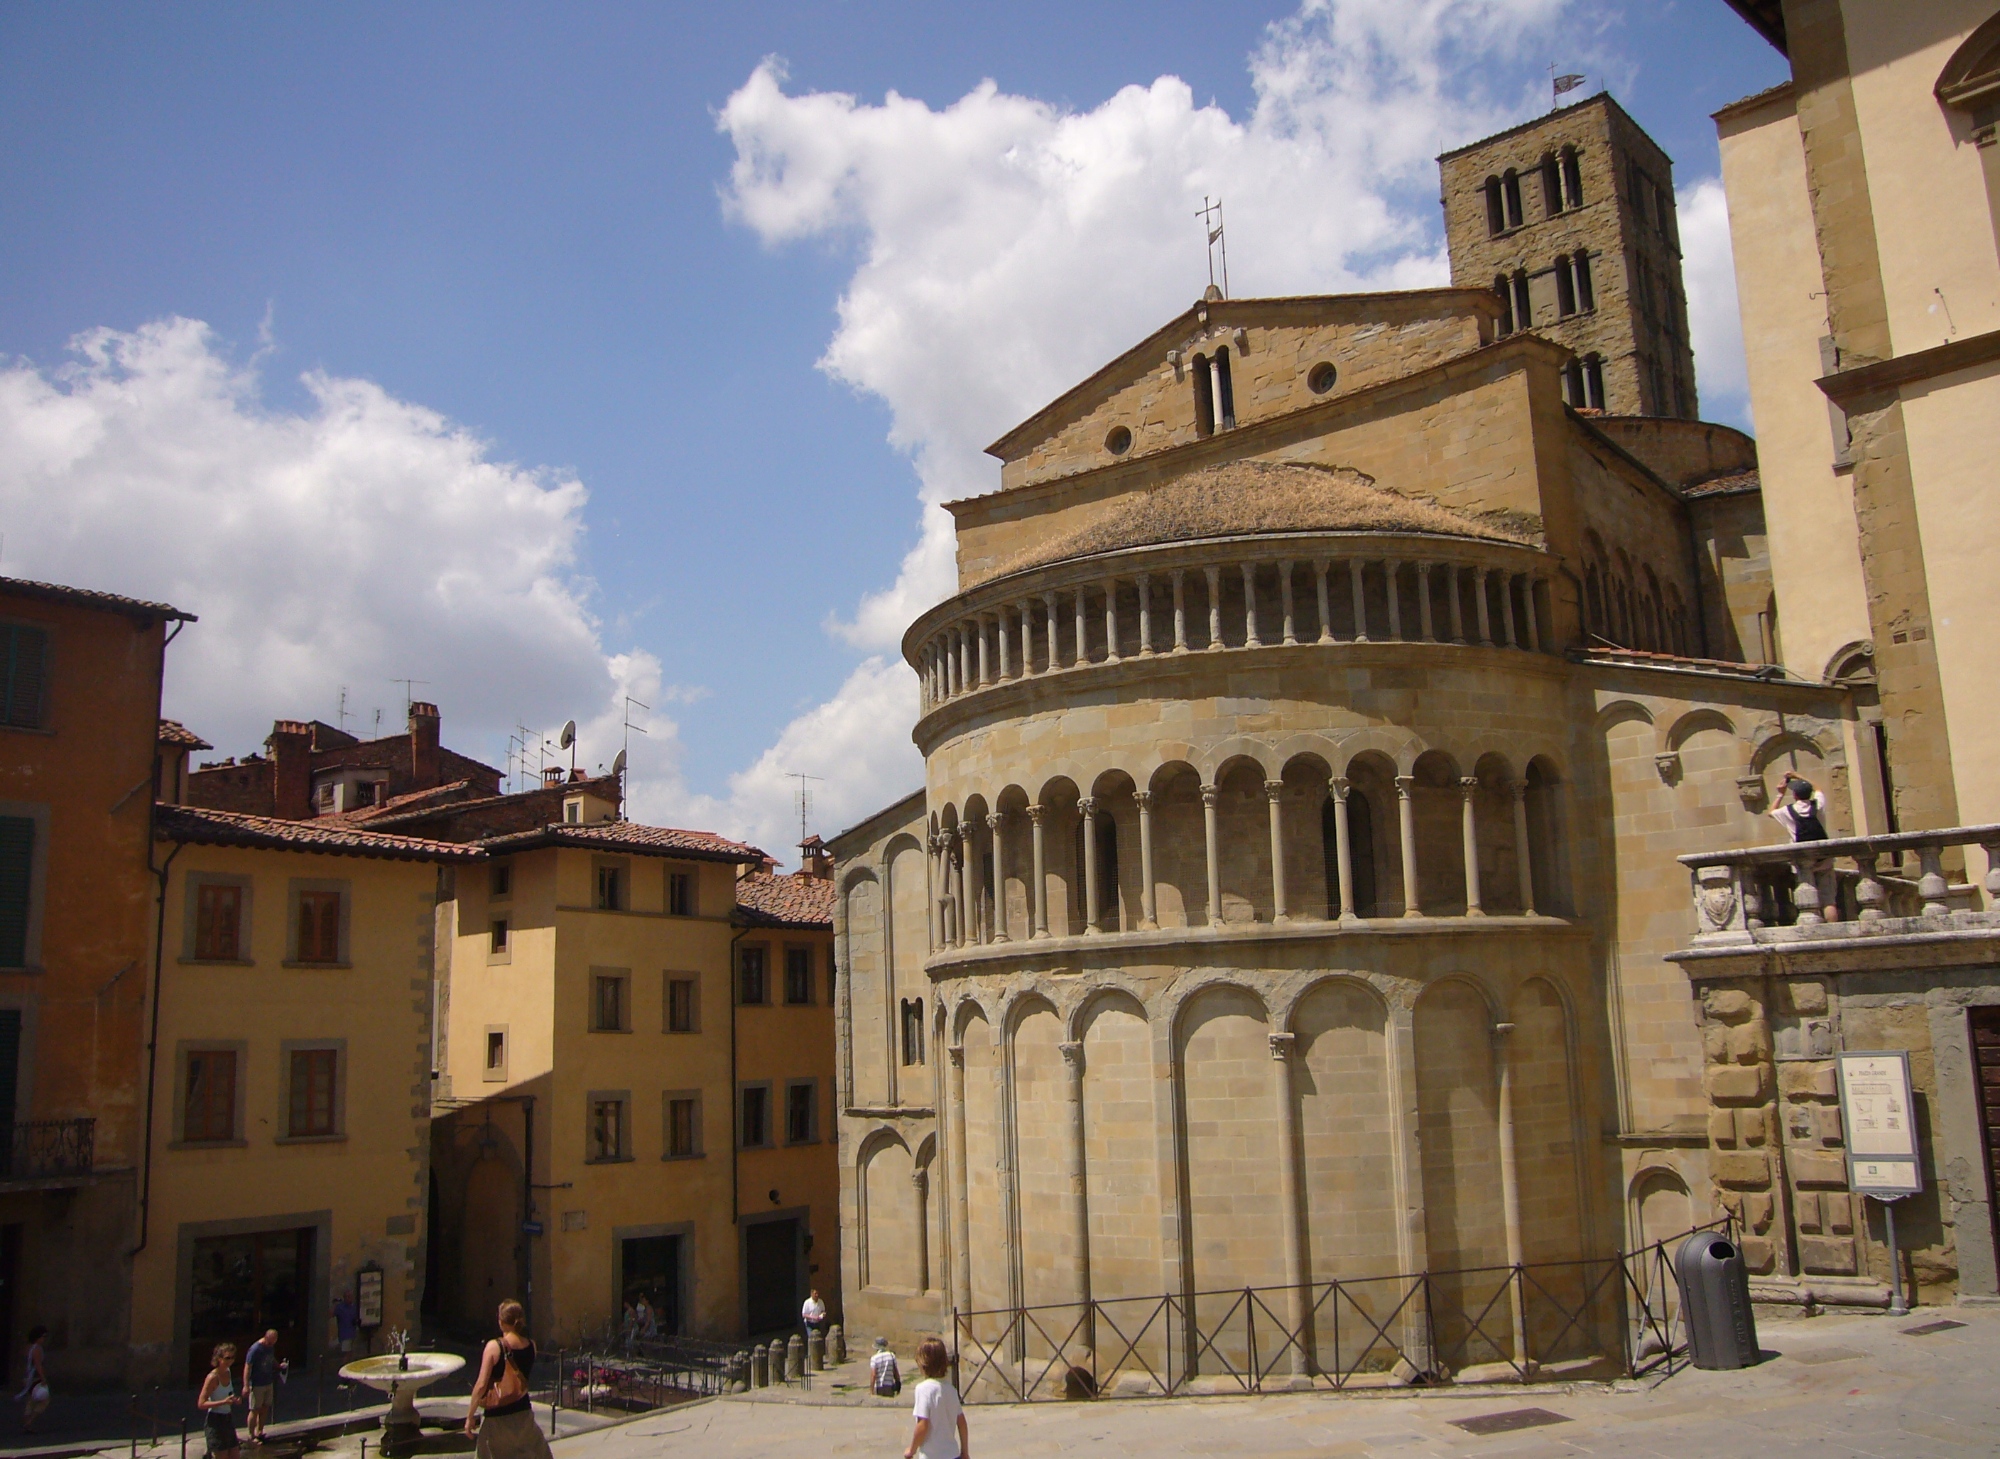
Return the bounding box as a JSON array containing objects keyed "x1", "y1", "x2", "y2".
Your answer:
[
  {"x1": 158, "y1": 719, "x2": 213, "y2": 750},
  {"x1": 476, "y1": 819, "x2": 765, "y2": 863},
  {"x1": 155, "y1": 802, "x2": 484, "y2": 862},
  {"x1": 0, "y1": 575, "x2": 195, "y2": 622},
  {"x1": 1682, "y1": 469, "x2": 1760, "y2": 499},
  {"x1": 1574, "y1": 646, "x2": 1785, "y2": 679},
  {"x1": 734, "y1": 871, "x2": 836, "y2": 929}
]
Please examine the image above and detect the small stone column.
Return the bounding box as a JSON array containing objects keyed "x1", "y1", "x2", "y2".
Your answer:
[
  {"x1": 1492, "y1": 1021, "x2": 1531, "y2": 1372},
  {"x1": 1417, "y1": 562, "x2": 1435, "y2": 641},
  {"x1": 786, "y1": 1333, "x2": 804, "y2": 1381},
  {"x1": 1395, "y1": 774, "x2": 1422, "y2": 918},
  {"x1": 1136, "y1": 573, "x2": 1153, "y2": 655},
  {"x1": 1511, "y1": 782, "x2": 1535, "y2": 915},
  {"x1": 1313, "y1": 559, "x2": 1332, "y2": 643},
  {"x1": 1019, "y1": 599, "x2": 1034, "y2": 676},
  {"x1": 1330, "y1": 778, "x2": 1357, "y2": 920},
  {"x1": 1448, "y1": 566, "x2": 1465, "y2": 644},
  {"x1": 1201, "y1": 783, "x2": 1224, "y2": 928},
  {"x1": 1134, "y1": 790, "x2": 1158, "y2": 930},
  {"x1": 1349, "y1": 559, "x2": 1370, "y2": 641},
  {"x1": 1205, "y1": 566, "x2": 1224, "y2": 650},
  {"x1": 957, "y1": 825, "x2": 976, "y2": 946},
  {"x1": 807, "y1": 1326, "x2": 825, "y2": 1372},
  {"x1": 1384, "y1": 559, "x2": 1403, "y2": 640},
  {"x1": 1029, "y1": 805, "x2": 1050, "y2": 938},
  {"x1": 1270, "y1": 1031, "x2": 1311, "y2": 1377},
  {"x1": 948, "y1": 1045, "x2": 974, "y2": 1309},
  {"x1": 1074, "y1": 587, "x2": 1089, "y2": 665},
  {"x1": 946, "y1": 630, "x2": 960, "y2": 697},
  {"x1": 751, "y1": 1344, "x2": 768, "y2": 1387},
  {"x1": 1499, "y1": 575, "x2": 1518, "y2": 648},
  {"x1": 1279, "y1": 561, "x2": 1297, "y2": 645},
  {"x1": 1102, "y1": 580, "x2": 1121, "y2": 664},
  {"x1": 960, "y1": 625, "x2": 974, "y2": 691},
  {"x1": 1265, "y1": 779, "x2": 1291, "y2": 923},
  {"x1": 987, "y1": 812, "x2": 1009, "y2": 942},
  {"x1": 1043, "y1": 591, "x2": 1060, "y2": 670},
  {"x1": 912, "y1": 1166, "x2": 931, "y2": 1295},
  {"x1": 1171, "y1": 570, "x2": 1188, "y2": 652},
  {"x1": 829, "y1": 1325, "x2": 846, "y2": 1365},
  {"x1": 976, "y1": 617, "x2": 990, "y2": 685},
  {"x1": 1475, "y1": 569, "x2": 1494, "y2": 647},
  {"x1": 1242, "y1": 562, "x2": 1262, "y2": 647},
  {"x1": 1060, "y1": 1041, "x2": 1093, "y2": 1316},
  {"x1": 1460, "y1": 776, "x2": 1485, "y2": 916},
  {"x1": 997, "y1": 609, "x2": 1011, "y2": 679},
  {"x1": 1522, "y1": 578, "x2": 1540, "y2": 653},
  {"x1": 1080, "y1": 797, "x2": 1102, "y2": 934}
]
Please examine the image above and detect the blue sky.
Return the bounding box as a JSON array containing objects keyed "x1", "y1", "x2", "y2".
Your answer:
[{"x1": 0, "y1": 1, "x2": 1785, "y2": 856}]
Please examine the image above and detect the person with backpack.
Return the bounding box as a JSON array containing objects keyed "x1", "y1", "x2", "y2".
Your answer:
[
  {"x1": 870, "y1": 1337, "x2": 901, "y2": 1397},
  {"x1": 1770, "y1": 773, "x2": 1830, "y2": 841}
]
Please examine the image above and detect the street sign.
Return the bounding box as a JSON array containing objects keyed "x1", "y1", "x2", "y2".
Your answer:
[
  {"x1": 522, "y1": 1219, "x2": 545, "y2": 1236},
  {"x1": 1835, "y1": 1050, "x2": 1923, "y2": 1195}
]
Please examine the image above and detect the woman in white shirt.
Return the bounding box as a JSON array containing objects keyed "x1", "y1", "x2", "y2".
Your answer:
[{"x1": 903, "y1": 1338, "x2": 968, "y2": 1459}]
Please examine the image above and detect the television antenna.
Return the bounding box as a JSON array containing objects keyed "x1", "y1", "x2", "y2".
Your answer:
[
  {"x1": 337, "y1": 686, "x2": 350, "y2": 734},
  {"x1": 787, "y1": 772, "x2": 823, "y2": 849},
  {"x1": 621, "y1": 695, "x2": 650, "y2": 767},
  {"x1": 390, "y1": 678, "x2": 430, "y2": 716},
  {"x1": 1197, "y1": 196, "x2": 1229, "y2": 299}
]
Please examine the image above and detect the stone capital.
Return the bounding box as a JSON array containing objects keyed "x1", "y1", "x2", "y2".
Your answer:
[
  {"x1": 1200, "y1": 784, "x2": 1220, "y2": 809},
  {"x1": 1058, "y1": 1040, "x2": 1085, "y2": 1074},
  {"x1": 1330, "y1": 776, "x2": 1351, "y2": 802},
  {"x1": 1027, "y1": 803, "x2": 1045, "y2": 826},
  {"x1": 1459, "y1": 775, "x2": 1480, "y2": 798},
  {"x1": 1078, "y1": 796, "x2": 1097, "y2": 817},
  {"x1": 985, "y1": 812, "x2": 1004, "y2": 832},
  {"x1": 946, "y1": 1044, "x2": 965, "y2": 1069},
  {"x1": 1394, "y1": 774, "x2": 1416, "y2": 800},
  {"x1": 1264, "y1": 779, "x2": 1286, "y2": 801},
  {"x1": 1268, "y1": 1031, "x2": 1296, "y2": 1061},
  {"x1": 1132, "y1": 789, "x2": 1152, "y2": 811}
]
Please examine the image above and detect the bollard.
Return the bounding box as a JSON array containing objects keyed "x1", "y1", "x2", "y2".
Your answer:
[
  {"x1": 828, "y1": 1324, "x2": 845, "y2": 1365},
  {"x1": 807, "y1": 1327, "x2": 825, "y2": 1372},
  {"x1": 785, "y1": 1334, "x2": 804, "y2": 1382},
  {"x1": 180, "y1": 1417, "x2": 188, "y2": 1459},
  {"x1": 751, "y1": 1344, "x2": 768, "y2": 1388}
]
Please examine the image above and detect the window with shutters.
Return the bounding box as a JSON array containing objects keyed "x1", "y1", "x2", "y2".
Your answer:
[
  {"x1": 591, "y1": 970, "x2": 630, "y2": 1032},
  {"x1": 286, "y1": 1047, "x2": 339, "y2": 1138},
  {"x1": 738, "y1": 945, "x2": 768, "y2": 1005},
  {"x1": 664, "y1": 1092, "x2": 702, "y2": 1159},
  {"x1": 0, "y1": 817, "x2": 34, "y2": 969},
  {"x1": 587, "y1": 1094, "x2": 629, "y2": 1162},
  {"x1": 785, "y1": 1080, "x2": 817, "y2": 1144},
  {"x1": 738, "y1": 1083, "x2": 772, "y2": 1149},
  {"x1": 666, "y1": 975, "x2": 698, "y2": 1033},
  {"x1": 194, "y1": 883, "x2": 245, "y2": 961},
  {"x1": 784, "y1": 946, "x2": 813, "y2": 1005},
  {"x1": 183, "y1": 1049, "x2": 238, "y2": 1142},
  {"x1": 1, "y1": 625, "x2": 48, "y2": 730},
  {"x1": 0, "y1": 1008, "x2": 20, "y2": 1130},
  {"x1": 294, "y1": 889, "x2": 342, "y2": 965},
  {"x1": 667, "y1": 870, "x2": 696, "y2": 916}
]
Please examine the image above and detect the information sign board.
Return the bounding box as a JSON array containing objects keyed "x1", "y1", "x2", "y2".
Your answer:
[{"x1": 1834, "y1": 1050, "x2": 1922, "y2": 1196}]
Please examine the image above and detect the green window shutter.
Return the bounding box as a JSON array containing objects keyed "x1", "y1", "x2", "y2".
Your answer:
[
  {"x1": 0, "y1": 1010, "x2": 20, "y2": 1128},
  {"x1": 0, "y1": 817, "x2": 32, "y2": 967},
  {"x1": 2, "y1": 627, "x2": 47, "y2": 729}
]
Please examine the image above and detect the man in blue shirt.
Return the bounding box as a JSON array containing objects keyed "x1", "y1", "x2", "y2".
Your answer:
[{"x1": 243, "y1": 1331, "x2": 279, "y2": 1444}]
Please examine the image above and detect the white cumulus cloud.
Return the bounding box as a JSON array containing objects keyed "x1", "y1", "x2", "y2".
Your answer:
[
  {"x1": 1677, "y1": 177, "x2": 1750, "y2": 428},
  {"x1": 712, "y1": 0, "x2": 1592, "y2": 847}
]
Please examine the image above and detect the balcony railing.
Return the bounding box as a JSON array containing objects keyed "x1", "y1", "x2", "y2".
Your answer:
[
  {"x1": 0, "y1": 1117, "x2": 96, "y2": 1183},
  {"x1": 1679, "y1": 823, "x2": 2000, "y2": 942}
]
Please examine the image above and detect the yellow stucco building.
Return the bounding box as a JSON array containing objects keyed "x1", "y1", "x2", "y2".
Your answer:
[{"x1": 132, "y1": 802, "x2": 478, "y2": 1385}]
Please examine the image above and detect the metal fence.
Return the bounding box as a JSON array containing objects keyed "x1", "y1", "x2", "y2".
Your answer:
[
  {"x1": 951, "y1": 1221, "x2": 1723, "y2": 1402},
  {"x1": 539, "y1": 1332, "x2": 741, "y2": 1414},
  {"x1": 0, "y1": 1116, "x2": 95, "y2": 1181}
]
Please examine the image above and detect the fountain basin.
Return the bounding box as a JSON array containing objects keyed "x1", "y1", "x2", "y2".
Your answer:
[{"x1": 339, "y1": 1354, "x2": 467, "y2": 1453}]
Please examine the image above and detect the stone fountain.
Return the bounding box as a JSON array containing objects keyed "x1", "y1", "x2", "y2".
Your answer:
[{"x1": 339, "y1": 1332, "x2": 466, "y2": 1455}]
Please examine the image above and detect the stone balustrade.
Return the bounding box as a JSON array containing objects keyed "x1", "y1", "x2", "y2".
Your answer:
[
  {"x1": 909, "y1": 535, "x2": 1554, "y2": 715},
  {"x1": 1680, "y1": 823, "x2": 2000, "y2": 941}
]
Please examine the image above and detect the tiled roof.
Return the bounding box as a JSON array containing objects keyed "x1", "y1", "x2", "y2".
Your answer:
[
  {"x1": 735, "y1": 871, "x2": 836, "y2": 929},
  {"x1": 0, "y1": 575, "x2": 195, "y2": 622},
  {"x1": 1573, "y1": 646, "x2": 1788, "y2": 680},
  {"x1": 476, "y1": 819, "x2": 765, "y2": 863},
  {"x1": 158, "y1": 719, "x2": 213, "y2": 750},
  {"x1": 1683, "y1": 470, "x2": 1761, "y2": 499},
  {"x1": 330, "y1": 780, "x2": 481, "y2": 825},
  {"x1": 155, "y1": 802, "x2": 484, "y2": 862}
]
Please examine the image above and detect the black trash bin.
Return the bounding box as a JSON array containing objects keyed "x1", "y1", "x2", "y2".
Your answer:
[{"x1": 1674, "y1": 1230, "x2": 1759, "y2": 1369}]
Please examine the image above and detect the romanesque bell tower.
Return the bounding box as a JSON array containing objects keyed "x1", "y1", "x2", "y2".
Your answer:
[{"x1": 1439, "y1": 93, "x2": 1698, "y2": 419}]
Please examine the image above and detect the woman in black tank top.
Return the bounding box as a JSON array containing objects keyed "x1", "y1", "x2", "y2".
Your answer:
[{"x1": 464, "y1": 1301, "x2": 553, "y2": 1459}]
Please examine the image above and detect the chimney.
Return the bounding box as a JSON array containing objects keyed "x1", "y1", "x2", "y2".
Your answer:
[
  {"x1": 799, "y1": 835, "x2": 833, "y2": 881},
  {"x1": 268, "y1": 720, "x2": 314, "y2": 820},
  {"x1": 409, "y1": 701, "x2": 442, "y2": 791}
]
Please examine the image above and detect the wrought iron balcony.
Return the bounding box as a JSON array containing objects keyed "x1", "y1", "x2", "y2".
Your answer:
[
  {"x1": 1679, "y1": 824, "x2": 2000, "y2": 944},
  {"x1": 0, "y1": 1117, "x2": 96, "y2": 1185}
]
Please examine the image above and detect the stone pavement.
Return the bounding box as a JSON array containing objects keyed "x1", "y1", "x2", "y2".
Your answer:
[{"x1": 551, "y1": 1307, "x2": 2000, "y2": 1458}]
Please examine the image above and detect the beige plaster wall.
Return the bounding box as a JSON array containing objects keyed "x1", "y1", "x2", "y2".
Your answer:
[{"x1": 1715, "y1": 91, "x2": 1873, "y2": 683}]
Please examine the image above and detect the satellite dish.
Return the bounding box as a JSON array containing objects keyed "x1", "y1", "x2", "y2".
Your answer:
[
  {"x1": 612, "y1": 749, "x2": 627, "y2": 777},
  {"x1": 559, "y1": 720, "x2": 577, "y2": 750}
]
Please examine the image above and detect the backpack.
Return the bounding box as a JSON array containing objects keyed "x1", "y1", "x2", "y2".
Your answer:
[{"x1": 1788, "y1": 801, "x2": 1828, "y2": 841}]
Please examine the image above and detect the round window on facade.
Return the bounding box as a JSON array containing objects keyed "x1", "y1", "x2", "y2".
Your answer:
[
  {"x1": 1308, "y1": 362, "x2": 1338, "y2": 394},
  {"x1": 1105, "y1": 425, "x2": 1133, "y2": 455}
]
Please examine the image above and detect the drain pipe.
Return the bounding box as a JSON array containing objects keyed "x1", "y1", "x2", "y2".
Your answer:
[{"x1": 133, "y1": 614, "x2": 189, "y2": 1258}]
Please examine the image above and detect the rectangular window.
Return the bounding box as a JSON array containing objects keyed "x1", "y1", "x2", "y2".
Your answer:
[
  {"x1": 287, "y1": 1048, "x2": 338, "y2": 1137},
  {"x1": 738, "y1": 946, "x2": 768, "y2": 1006},
  {"x1": 184, "y1": 1049, "x2": 237, "y2": 1142},
  {"x1": 665, "y1": 1093, "x2": 701, "y2": 1159},
  {"x1": 490, "y1": 918, "x2": 508, "y2": 953},
  {"x1": 491, "y1": 863, "x2": 512, "y2": 899},
  {"x1": 784, "y1": 946, "x2": 813, "y2": 1005},
  {"x1": 901, "y1": 998, "x2": 927, "y2": 1067},
  {"x1": 595, "y1": 864, "x2": 623, "y2": 911},
  {"x1": 295, "y1": 890, "x2": 341, "y2": 964},
  {"x1": 0, "y1": 816, "x2": 32, "y2": 968},
  {"x1": 195, "y1": 883, "x2": 244, "y2": 961},
  {"x1": 667, "y1": 870, "x2": 695, "y2": 917},
  {"x1": 588, "y1": 1096, "x2": 628, "y2": 1162},
  {"x1": 592, "y1": 971, "x2": 630, "y2": 1032},
  {"x1": 785, "y1": 1080, "x2": 816, "y2": 1145},
  {"x1": 739, "y1": 1084, "x2": 770, "y2": 1149},
  {"x1": 666, "y1": 976, "x2": 698, "y2": 1033},
  {"x1": 1, "y1": 625, "x2": 49, "y2": 729},
  {"x1": 486, "y1": 1030, "x2": 506, "y2": 1072}
]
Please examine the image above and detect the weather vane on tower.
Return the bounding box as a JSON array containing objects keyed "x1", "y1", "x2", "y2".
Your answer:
[{"x1": 1198, "y1": 196, "x2": 1229, "y2": 300}]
